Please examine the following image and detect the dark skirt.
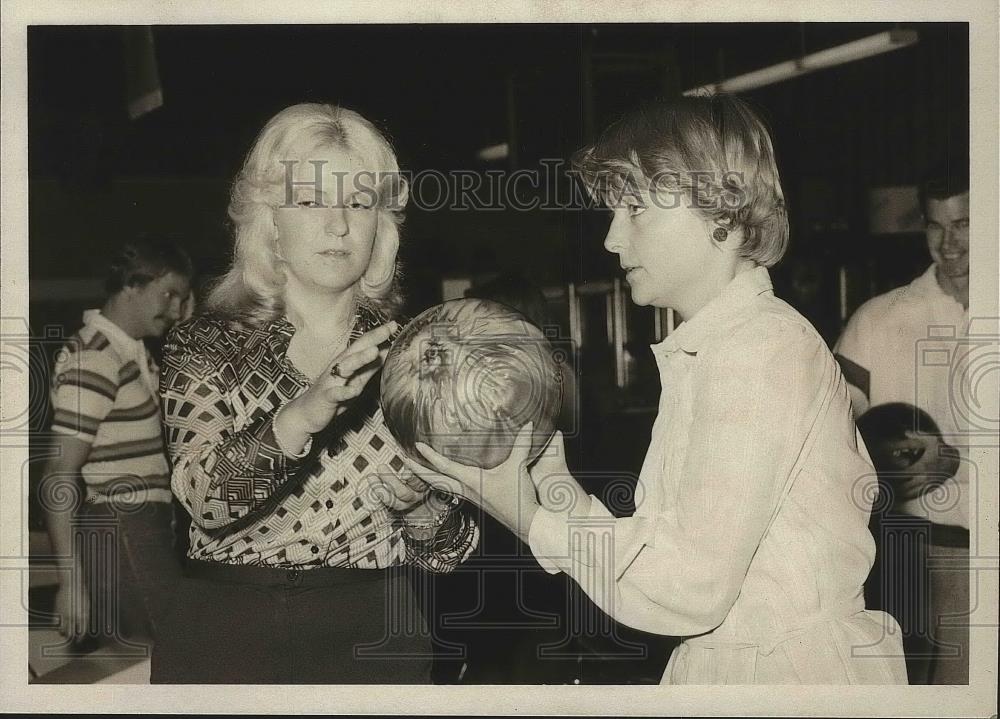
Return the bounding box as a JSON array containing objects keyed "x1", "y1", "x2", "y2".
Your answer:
[{"x1": 150, "y1": 559, "x2": 433, "y2": 684}]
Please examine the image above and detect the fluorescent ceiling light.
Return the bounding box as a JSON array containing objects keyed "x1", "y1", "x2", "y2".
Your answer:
[
  {"x1": 683, "y1": 29, "x2": 918, "y2": 96},
  {"x1": 476, "y1": 142, "x2": 509, "y2": 161}
]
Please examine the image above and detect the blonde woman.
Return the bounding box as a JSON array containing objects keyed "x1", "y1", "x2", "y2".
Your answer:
[{"x1": 153, "y1": 104, "x2": 477, "y2": 683}]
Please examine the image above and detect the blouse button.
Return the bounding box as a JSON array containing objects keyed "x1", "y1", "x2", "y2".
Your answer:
[
  {"x1": 310, "y1": 546, "x2": 319, "y2": 554},
  {"x1": 325, "y1": 500, "x2": 333, "y2": 509}
]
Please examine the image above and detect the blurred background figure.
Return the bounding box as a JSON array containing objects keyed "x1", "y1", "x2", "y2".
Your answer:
[
  {"x1": 38, "y1": 235, "x2": 193, "y2": 652},
  {"x1": 835, "y1": 159, "x2": 971, "y2": 684},
  {"x1": 771, "y1": 250, "x2": 842, "y2": 347},
  {"x1": 857, "y1": 403, "x2": 965, "y2": 685}
]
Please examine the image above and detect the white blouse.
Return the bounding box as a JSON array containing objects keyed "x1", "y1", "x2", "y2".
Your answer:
[{"x1": 529, "y1": 267, "x2": 908, "y2": 684}]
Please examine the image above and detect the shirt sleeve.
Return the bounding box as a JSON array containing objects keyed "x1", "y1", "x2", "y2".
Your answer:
[
  {"x1": 160, "y1": 326, "x2": 308, "y2": 531},
  {"x1": 50, "y1": 346, "x2": 118, "y2": 444},
  {"x1": 833, "y1": 304, "x2": 874, "y2": 417},
  {"x1": 530, "y1": 319, "x2": 836, "y2": 637}
]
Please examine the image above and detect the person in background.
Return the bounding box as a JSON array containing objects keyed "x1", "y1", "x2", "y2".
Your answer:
[
  {"x1": 857, "y1": 404, "x2": 961, "y2": 513},
  {"x1": 39, "y1": 236, "x2": 193, "y2": 649},
  {"x1": 153, "y1": 103, "x2": 477, "y2": 684},
  {"x1": 407, "y1": 94, "x2": 908, "y2": 685},
  {"x1": 834, "y1": 160, "x2": 971, "y2": 684}
]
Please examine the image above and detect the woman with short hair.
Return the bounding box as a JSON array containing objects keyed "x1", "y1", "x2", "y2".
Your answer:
[{"x1": 409, "y1": 94, "x2": 908, "y2": 685}]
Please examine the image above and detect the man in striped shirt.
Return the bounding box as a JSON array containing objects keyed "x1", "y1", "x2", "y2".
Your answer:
[{"x1": 40, "y1": 236, "x2": 193, "y2": 647}]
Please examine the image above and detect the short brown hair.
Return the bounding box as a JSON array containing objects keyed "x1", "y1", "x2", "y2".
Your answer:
[
  {"x1": 920, "y1": 155, "x2": 969, "y2": 215},
  {"x1": 573, "y1": 94, "x2": 789, "y2": 267},
  {"x1": 106, "y1": 234, "x2": 193, "y2": 295}
]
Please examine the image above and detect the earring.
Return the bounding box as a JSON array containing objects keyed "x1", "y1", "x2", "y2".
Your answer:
[{"x1": 712, "y1": 227, "x2": 728, "y2": 243}]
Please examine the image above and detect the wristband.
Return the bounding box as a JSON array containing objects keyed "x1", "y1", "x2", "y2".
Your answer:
[{"x1": 402, "y1": 492, "x2": 459, "y2": 533}]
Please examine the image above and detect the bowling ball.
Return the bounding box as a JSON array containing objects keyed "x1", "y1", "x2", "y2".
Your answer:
[
  {"x1": 380, "y1": 298, "x2": 563, "y2": 470},
  {"x1": 857, "y1": 402, "x2": 960, "y2": 503}
]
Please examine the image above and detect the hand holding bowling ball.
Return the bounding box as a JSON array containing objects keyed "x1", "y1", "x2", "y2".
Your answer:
[{"x1": 380, "y1": 298, "x2": 564, "y2": 470}]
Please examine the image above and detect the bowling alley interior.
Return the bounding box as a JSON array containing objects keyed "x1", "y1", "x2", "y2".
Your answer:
[{"x1": 22, "y1": 22, "x2": 973, "y2": 685}]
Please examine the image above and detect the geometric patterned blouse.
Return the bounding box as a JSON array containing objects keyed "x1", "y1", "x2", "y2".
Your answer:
[{"x1": 159, "y1": 303, "x2": 478, "y2": 571}]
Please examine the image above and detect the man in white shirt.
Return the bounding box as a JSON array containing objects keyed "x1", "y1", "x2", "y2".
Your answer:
[
  {"x1": 39, "y1": 236, "x2": 193, "y2": 648},
  {"x1": 835, "y1": 161, "x2": 971, "y2": 684}
]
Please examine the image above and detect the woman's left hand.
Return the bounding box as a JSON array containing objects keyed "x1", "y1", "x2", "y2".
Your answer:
[
  {"x1": 403, "y1": 423, "x2": 540, "y2": 543},
  {"x1": 371, "y1": 464, "x2": 430, "y2": 512}
]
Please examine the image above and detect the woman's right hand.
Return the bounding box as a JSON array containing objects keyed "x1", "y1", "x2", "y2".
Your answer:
[{"x1": 274, "y1": 321, "x2": 398, "y2": 453}]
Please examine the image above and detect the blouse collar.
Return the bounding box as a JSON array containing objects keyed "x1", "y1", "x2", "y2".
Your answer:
[
  {"x1": 262, "y1": 302, "x2": 391, "y2": 383},
  {"x1": 653, "y1": 266, "x2": 774, "y2": 357}
]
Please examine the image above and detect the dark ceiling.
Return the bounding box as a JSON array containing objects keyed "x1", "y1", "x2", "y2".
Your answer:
[
  {"x1": 26, "y1": 21, "x2": 969, "y2": 312},
  {"x1": 29, "y1": 22, "x2": 917, "y2": 180}
]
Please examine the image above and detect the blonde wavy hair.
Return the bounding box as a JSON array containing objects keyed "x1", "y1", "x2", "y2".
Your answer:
[
  {"x1": 207, "y1": 103, "x2": 409, "y2": 324},
  {"x1": 573, "y1": 94, "x2": 789, "y2": 267}
]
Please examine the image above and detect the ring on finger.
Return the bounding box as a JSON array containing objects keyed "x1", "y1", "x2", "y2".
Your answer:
[
  {"x1": 330, "y1": 363, "x2": 345, "y2": 379},
  {"x1": 397, "y1": 469, "x2": 426, "y2": 491}
]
